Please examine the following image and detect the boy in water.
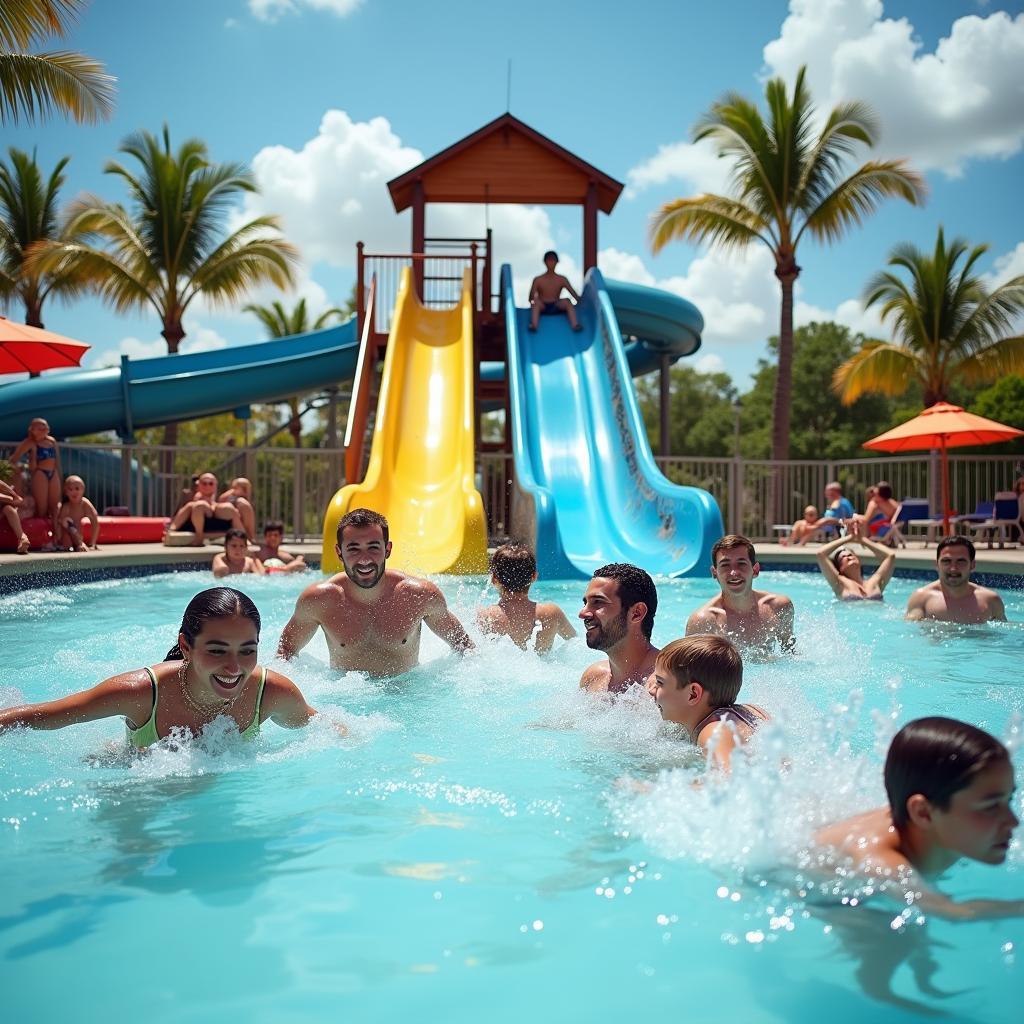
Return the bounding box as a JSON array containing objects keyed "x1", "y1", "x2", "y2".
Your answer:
[
  {"x1": 256, "y1": 519, "x2": 307, "y2": 573},
  {"x1": 649, "y1": 634, "x2": 770, "y2": 773},
  {"x1": 476, "y1": 542, "x2": 576, "y2": 653},
  {"x1": 815, "y1": 717, "x2": 1022, "y2": 920},
  {"x1": 213, "y1": 528, "x2": 265, "y2": 578},
  {"x1": 54, "y1": 475, "x2": 100, "y2": 552},
  {"x1": 528, "y1": 250, "x2": 582, "y2": 332}
]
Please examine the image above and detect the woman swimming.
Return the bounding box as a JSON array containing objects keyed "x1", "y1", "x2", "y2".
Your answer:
[
  {"x1": 816, "y1": 521, "x2": 896, "y2": 601},
  {"x1": 0, "y1": 587, "x2": 344, "y2": 746}
]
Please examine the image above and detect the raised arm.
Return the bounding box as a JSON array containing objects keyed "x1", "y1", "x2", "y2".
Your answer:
[
  {"x1": 855, "y1": 530, "x2": 897, "y2": 591},
  {"x1": 0, "y1": 671, "x2": 152, "y2": 734},
  {"x1": 423, "y1": 584, "x2": 475, "y2": 654},
  {"x1": 277, "y1": 588, "x2": 323, "y2": 659},
  {"x1": 815, "y1": 533, "x2": 849, "y2": 598}
]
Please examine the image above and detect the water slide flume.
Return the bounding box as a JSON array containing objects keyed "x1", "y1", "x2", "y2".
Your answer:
[
  {"x1": 321, "y1": 268, "x2": 488, "y2": 576},
  {"x1": 503, "y1": 264, "x2": 723, "y2": 579}
]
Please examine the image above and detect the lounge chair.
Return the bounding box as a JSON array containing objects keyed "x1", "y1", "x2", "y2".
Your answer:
[
  {"x1": 963, "y1": 492, "x2": 1022, "y2": 549},
  {"x1": 901, "y1": 499, "x2": 944, "y2": 546}
]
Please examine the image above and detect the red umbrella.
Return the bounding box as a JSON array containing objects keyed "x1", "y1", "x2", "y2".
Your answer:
[
  {"x1": 0, "y1": 318, "x2": 91, "y2": 376},
  {"x1": 863, "y1": 402, "x2": 1024, "y2": 532}
]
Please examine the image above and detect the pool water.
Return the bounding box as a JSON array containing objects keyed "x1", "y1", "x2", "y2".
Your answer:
[{"x1": 1, "y1": 570, "x2": 1021, "y2": 1023}]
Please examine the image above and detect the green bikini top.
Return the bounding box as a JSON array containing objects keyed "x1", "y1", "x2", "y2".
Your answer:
[{"x1": 126, "y1": 665, "x2": 267, "y2": 748}]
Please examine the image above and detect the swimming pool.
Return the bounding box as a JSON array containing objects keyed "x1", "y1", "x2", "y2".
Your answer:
[{"x1": 1, "y1": 570, "x2": 1021, "y2": 1022}]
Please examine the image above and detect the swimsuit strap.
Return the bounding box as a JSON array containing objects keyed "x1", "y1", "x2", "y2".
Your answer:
[
  {"x1": 240, "y1": 666, "x2": 268, "y2": 739},
  {"x1": 126, "y1": 666, "x2": 161, "y2": 748},
  {"x1": 693, "y1": 702, "x2": 764, "y2": 737}
]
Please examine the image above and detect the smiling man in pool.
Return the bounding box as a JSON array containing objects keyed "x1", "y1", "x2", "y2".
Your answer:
[
  {"x1": 686, "y1": 534, "x2": 795, "y2": 652},
  {"x1": 905, "y1": 534, "x2": 1007, "y2": 624},
  {"x1": 277, "y1": 508, "x2": 474, "y2": 676},
  {"x1": 578, "y1": 563, "x2": 660, "y2": 694}
]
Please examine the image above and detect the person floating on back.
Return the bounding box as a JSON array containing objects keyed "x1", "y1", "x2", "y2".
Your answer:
[
  {"x1": 477, "y1": 542, "x2": 577, "y2": 653},
  {"x1": 814, "y1": 717, "x2": 1022, "y2": 920},
  {"x1": 528, "y1": 250, "x2": 582, "y2": 333},
  {"x1": 686, "y1": 534, "x2": 795, "y2": 653},
  {"x1": 649, "y1": 634, "x2": 770, "y2": 774},
  {"x1": 905, "y1": 535, "x2": 1006, "y2": 623},
  {"x1": 278, "y1": 508, "x2": 474, "y2": 677},
  {"x1": 213, "y1": 528, "x2": 265, "y2": 577},
  {"x1": 578, "y1": 563, "x2": 659, "y2": 694}
]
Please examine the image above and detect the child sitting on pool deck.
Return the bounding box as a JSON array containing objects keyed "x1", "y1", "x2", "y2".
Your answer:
[
  {"x1": 782, "y1": 505, "x2": 820, "y2": 546},
  {"x1": 815, "y1": 717, "x2": 1022, "y2": 920},
  {"x1": 219, "y1": 476, "x2": 256, "y2": 539},
  {"x1": 477, "y1": 542, "x2": 577, "y2": 653},
  {"x1": 213, "y1": 529, "x2": 265, "y2": 578},
  {"x1": 54, "y1": 474, "x2": 100, "y2": 552},
  {"x1": 649, "y1": 634, "x2": 770, "y2": 773}
]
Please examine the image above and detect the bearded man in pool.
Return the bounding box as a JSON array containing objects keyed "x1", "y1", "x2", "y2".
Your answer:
[
  {"x1": 905, "y1": 534, "x2": 1006, "y2": 624},
  {"x1": 277, "y1": 508, "x2": 474, "y2": 676},
  {"x1": 578, "y1": 563, "x2": 660, "y2": 694}
]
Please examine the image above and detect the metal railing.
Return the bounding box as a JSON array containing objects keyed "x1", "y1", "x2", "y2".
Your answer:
[{"x1": 1, "y1": 441, "x2": 345, "y2": 541}]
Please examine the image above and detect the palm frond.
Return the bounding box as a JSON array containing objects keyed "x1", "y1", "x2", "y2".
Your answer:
[
  {"x1": 832, "y1": 340, "x2": 922, "y2": 405},
  {"x1": 0, "y1": 0, "x2": 83, "y2": 49},
  {"x1": 650, "y1": 194, "x2": 773, "y2": 254},
  {"x1": 954, "y1": 335, "x2": 1024, "y2": 386},
  {"x1": 0, "y1": 51, "x2": 114, "y2": 124}
]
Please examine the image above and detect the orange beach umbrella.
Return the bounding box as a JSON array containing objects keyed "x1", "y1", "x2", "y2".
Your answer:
[
  {"x1": 862, "y1": 402, "x2": 1024, "y2": 532},
  {"x1": 0, "y1": 318, "x2": 91, "y2": 376}
]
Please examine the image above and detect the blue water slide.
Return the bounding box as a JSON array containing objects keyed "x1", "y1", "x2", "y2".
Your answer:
[
  {"x1": 502, "y1": 263, "x2": 723, "y2": 579},
  {"x1": 0, "y1": 320, "x2": 358, "y2": 440}
]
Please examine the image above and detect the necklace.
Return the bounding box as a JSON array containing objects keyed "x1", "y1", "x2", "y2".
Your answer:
[{"x1": 178, "y1": 661, "x2": 234, "y2": 718}]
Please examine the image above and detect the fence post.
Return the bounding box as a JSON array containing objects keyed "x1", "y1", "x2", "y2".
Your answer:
[
  {"x1": 294, "y1": 450, "x2": 304, "y2": 542},
  {"x1": 735, "y1": 458, "x2": 745, "y2": 537}
]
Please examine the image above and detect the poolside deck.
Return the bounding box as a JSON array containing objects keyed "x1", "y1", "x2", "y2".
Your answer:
[{"x1": 1, "y1": 538, "x2": 1021, "y2": 588}]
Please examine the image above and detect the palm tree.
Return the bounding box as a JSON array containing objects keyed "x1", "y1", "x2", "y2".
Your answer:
[
  {"x1": 649, "y1": 66, "x2": 925, "y2": 463},
  {"x1": 834, "y1": 227, "x2": 1024, "y2": 407},
  {"x1": 0, "y1": 147, "x2": 89, "y2": 326},
  {"x1": 245, "y1": 297, "x2": 345, "y2": 446},
  {"x1": 0, "y1": 0, "x2": 114, "y2": 125},
  {"x1": 34, "y1": 126, "x2": 298, "y2": 447}
]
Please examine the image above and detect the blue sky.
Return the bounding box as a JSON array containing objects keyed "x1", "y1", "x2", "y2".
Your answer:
[{"x1": 5, "y1": 0, "x2": 1024, "y2": 385}]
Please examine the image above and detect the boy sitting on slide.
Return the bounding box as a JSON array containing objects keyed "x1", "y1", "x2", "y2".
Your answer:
[{"x1": 528, "y1": 250, "x2": 582, "y2": 333}]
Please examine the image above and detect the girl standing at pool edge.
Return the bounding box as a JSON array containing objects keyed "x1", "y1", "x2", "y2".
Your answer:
[{"x1": 0, "y1": 588, "x2": 344, "y2": 746}]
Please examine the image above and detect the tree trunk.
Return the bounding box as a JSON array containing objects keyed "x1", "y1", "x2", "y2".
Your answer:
[
  {"x1": 770, "y1": 255, "x2": 800, "y2": 523},
  {"x1": 160, "y1": 320, "x2": 185, "y2": 494},
  {"x1": 289, "y1": 397, "x2": 302, "y2": 447},
  {"x1": 25, "y1": 299, "x2": 43, "y2": 329}
]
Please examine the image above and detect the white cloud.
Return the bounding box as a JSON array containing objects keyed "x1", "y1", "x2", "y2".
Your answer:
[
  {"x1": 762, "y1": 0, "x2": 1024, "y2": 176},
  {"x1": 984, "y1": 241, "x2": 1024, "y2": 289},
  {"x1": 96, "y1": 325, "x2": 229, "y2": 368},
  {"x1": 695, "y1": 353, "x2": 726, "y2": 374},
  {"x1": 249, "y1": 0, "x2": 362, "y2": 22},
  {"x1": 626, "y1": 2, "x2": 1024, "y2": 195},
  {"x1": 794, "y1": 297, "x2": 884, "y2": 338}
]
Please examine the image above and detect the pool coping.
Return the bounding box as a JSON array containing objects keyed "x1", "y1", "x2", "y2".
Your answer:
[{"x1": 1, "y1": 539, "x2": 1021, "y2": 595}]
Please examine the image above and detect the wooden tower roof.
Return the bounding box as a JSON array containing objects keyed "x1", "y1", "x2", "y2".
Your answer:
[{"x1": 387, "y1": 113, "x2": 624, "y2": 213}]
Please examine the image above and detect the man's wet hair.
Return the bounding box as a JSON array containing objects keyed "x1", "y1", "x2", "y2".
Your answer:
[
  {"x1": 263, "y1": 520, "x2": 284, "y2": 535},
  {"x1": 656, "y1": 635, "x2": 743, "y2": 707},
  {"x1": 711, "y1": 534, "x2": 756, "y2": 566},
  {"x1": 936, "y1": 534, "x2": 975, "y2": 561},
  {"x1": 490, "y1": 542, "x2": 536, "y2": 594},
  {"x1": 877, "y1": 481, "x2": 893, "y2": 501},
  {"x1": 543, "y1": 250, "x2": 558, "y2": 263},
  {"x1": 885, "y1": 717, "x2": 1009, "y2": 829},
  {"x1": 592, "y1": 562, "x2": 658, "y2": 639},
  {"x1": 224, "y1": 528, "x2": 248, "y2": 545},
  {"x1": 337, "y1": 507, "x2": 389, "y2": 546}
]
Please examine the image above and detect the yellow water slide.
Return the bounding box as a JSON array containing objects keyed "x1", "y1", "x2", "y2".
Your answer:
[{"x1": 321, "y1": 267, "x2": 488, "y2": 575}]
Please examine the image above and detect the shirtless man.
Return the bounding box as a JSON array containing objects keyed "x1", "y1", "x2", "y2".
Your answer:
[
  {"x1": 528, "y1": 250, "x2": 582, "y2": 332},
  {"x1": 277, "y1": 507, "x2": 474, "y2": 676},
  {"x1": 686, "y1": 534, "x2": 795, "y2": 652},
  {"x1": 477, "y1": 542, "x2": 577, "y2": 653},
  {"x1": 578, "y1": 563, "x2": 659, "y2": 694},
  {"x1": 905, "y1": 534, "x2": 1006, "y2": 624}
]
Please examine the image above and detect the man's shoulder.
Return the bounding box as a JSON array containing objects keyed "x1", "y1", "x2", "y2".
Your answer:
[
  {"x1": 299, "y1": 575, "x2": 347, "y2": 602},
  {"x1": 579, "y1": 659, "x2": 610, "y2": 690},
  {"x1": 758, "y1": 590, "x2": 793, "y2": 609}
]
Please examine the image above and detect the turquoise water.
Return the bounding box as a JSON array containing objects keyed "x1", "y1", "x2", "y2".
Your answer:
[{"x1": 1, "y1": 569, "x2": 1022, "y2": 1022}]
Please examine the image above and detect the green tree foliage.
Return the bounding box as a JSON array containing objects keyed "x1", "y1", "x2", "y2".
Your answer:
[
  {"x1": 971, "y1": 375, "x2": 1024, "y2": 455},
  {"x1": 636, "y1": 366, "x2": 738, "y2": 457},
  {"x1": 0, "y1": 0, "x2": 114, "y2": 125},
  {"x1": 649, "y1": 65, "x2": 924, "y2": 462}
]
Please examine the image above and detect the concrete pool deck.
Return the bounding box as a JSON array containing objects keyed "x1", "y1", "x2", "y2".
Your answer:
[{"x1": 1, "y1": 538, "x2": 1021, "y2": 592}]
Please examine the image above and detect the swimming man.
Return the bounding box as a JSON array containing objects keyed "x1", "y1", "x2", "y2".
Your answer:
[
  {"x1": 686, "y1": 534, "x2": 795, "y2": 652},
  {"x1": 578, "y1": 563, "x2": 659, "y2": 694},
  {"x1": 905, "y1": 534, "x2": 1006, "y2": 623},
  {"x1": 277, "y1": 508, "x2": 474, "y2": 676}
]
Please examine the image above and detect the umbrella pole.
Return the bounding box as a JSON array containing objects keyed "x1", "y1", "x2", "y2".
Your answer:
[{"x1": 941, "y1": 437, "x2": 950, "y2": 535}]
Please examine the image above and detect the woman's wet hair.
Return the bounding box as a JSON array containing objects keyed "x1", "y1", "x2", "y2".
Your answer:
[
  {"x1": 166, "y1": 587, "x2": 261, "y2": 661},
  {"x1": 885, "y1": 717, "x2": 1009, "y2": 829}
]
